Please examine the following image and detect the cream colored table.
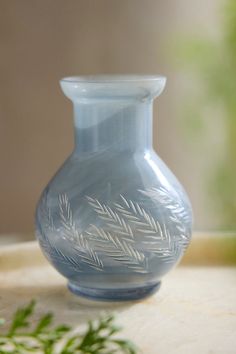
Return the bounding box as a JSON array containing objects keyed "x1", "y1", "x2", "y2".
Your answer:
[{"x1": 0, "y1": 241, "x2": 236, "y2": 354}]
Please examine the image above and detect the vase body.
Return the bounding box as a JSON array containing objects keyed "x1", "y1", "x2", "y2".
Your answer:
[{"x1": 35, "y1": 75, "x2": 192, "y2": 301}]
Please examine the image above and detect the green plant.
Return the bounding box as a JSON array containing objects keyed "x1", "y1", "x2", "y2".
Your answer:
[
  {"x1": 0, "y1": 300, "x2": 137, "y2": 354},
  {"x1": 175, "y1": 0, "x2": 236, "y2": 229}
]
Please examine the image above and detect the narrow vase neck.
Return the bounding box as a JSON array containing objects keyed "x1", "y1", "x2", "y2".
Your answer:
[{"x1": 73, "y1": 100, "x2": 153, "y2": 154}]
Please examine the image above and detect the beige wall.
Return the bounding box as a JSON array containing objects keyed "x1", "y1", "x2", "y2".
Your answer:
[{"x1": 0, "y1": 0, "x2": 220, "y2": 234}]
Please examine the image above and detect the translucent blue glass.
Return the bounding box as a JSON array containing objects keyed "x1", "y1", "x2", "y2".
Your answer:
[{"x1": 35, "y1": 75, "x2": 192, "y2": 301}]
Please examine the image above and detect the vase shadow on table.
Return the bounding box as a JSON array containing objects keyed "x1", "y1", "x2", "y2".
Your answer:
[{"x1": 0, "y1": 283, "x2": 158, "y2": 325}]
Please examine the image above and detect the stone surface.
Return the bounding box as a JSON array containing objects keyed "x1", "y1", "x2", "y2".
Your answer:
[{"x1": 0, "y1": 241, "x2": 236, "y2": 354}]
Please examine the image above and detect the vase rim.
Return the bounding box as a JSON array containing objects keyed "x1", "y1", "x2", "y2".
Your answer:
[
  {"x1": 60, "y1": 75, "x2": 167, "y2": 101},
  {"x1": 60, "y1": 74, "x2": 166, "y2": 84}
]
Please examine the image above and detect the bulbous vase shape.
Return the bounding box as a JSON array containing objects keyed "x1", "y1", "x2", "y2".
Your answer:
[{"x1": 35, "y1": 75, "x2": 192, "y2": 301}]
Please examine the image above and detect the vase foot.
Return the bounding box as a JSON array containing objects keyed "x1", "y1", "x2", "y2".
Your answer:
[{"x1": 67, "y1": 281, "x2": 161, "y2": 302}]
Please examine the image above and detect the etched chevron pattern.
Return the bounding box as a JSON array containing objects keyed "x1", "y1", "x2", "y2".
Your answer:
[{"x1": 37, "y1": 187, "x2": 191, "y2": 273}]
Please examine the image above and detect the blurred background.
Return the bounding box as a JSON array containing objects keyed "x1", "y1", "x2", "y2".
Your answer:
[{"x1": 0, "y1": 0, "x2": 235, "y2": 242}]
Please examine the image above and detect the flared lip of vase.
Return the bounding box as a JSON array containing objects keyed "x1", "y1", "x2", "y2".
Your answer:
[
  {"x1": 60, "y1": 74, "x2": 166, "y2": 84},
  {"x1": 60, "y1": 75, "x2": 167, "y2": 101}
]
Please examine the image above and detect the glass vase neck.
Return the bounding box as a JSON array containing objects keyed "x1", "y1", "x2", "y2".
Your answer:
[
  {"x1": 60, "y1": 75, "x2": 166, "y2": 154},
  {"x1": 72, "y1": 100, "x2": 153, "y2": 153}
]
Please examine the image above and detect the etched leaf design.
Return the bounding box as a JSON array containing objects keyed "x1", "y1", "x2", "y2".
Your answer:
[
  {"x1": 139, "y1": 187, "x2": 191, "y2": 248},
  {"x1": 58, "y1": 194, "x2": 103, "y2": 270},
  {"x1": 58, "y1": 194, "x2": 77, "y2": 242},
  {"x1": 36, "y1": 231, "x2": 83, "y2": 272},
  {"x1": 142, "y1": 224, "x2": 180, "y2": 263},
  {"x1": 86, "y1": 225, "x2": 148, "y2": 273},
  {"x1": 86, "y1": 196, "x2": 133, "y2": 238},
  {"x1": 38, "y1": 186, "x2": 191, "y2": 273},
  {"x1": 86, "y1": 191, "x2": 185, "y2": 266},
  {"x1": 85, "y1": 196, "x2": 150, "y2": 271},
  {"x1": 38, "y1": 191, "x2": 55, "y2": 232},
  {"x1": 114, "y1": 195, "x2": 163, "y2": 239}
]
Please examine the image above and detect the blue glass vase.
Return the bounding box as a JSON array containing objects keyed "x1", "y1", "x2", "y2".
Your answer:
[{"x1": 35, "y1": 75, "x2": 192, "y2": 301}]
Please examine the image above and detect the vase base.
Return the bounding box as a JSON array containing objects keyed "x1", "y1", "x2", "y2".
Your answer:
[{"x1": 67, "y1": 281, "x2": 161, "y2": 302}]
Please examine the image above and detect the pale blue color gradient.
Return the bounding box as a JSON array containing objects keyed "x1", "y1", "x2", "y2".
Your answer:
[{"x1": 35, "y1": 75, "x2": 192, "y2": 301}]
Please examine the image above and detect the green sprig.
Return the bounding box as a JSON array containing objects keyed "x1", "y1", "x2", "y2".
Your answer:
[{"x1": 0, "y1": 300, "x2": 137, "y2": 354}]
